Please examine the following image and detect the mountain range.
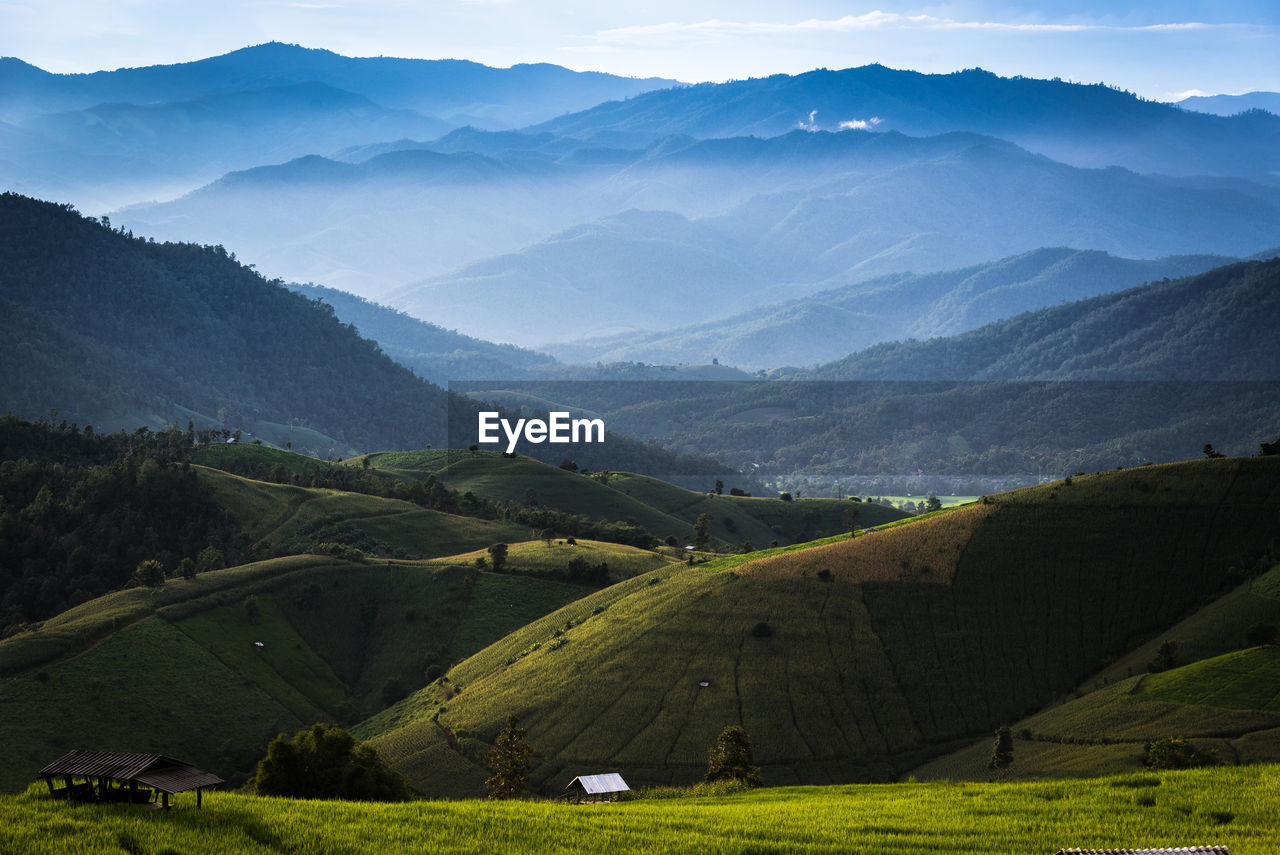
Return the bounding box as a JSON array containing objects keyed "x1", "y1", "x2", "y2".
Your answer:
[
  {"x1": 539, "y1": 246, "x2": 1248, "y2": 369},
  {"x1": 531, "y1": 65, "x2": 1280, "y2": 179},
  {"x1": 0, "y1": 42, "x2": 675, "y2": 210},
  {"x1": 122, "y1": 127, "x2": 1280, "y2": 334},
  {"x1": 1178, "y1": 91, "x2": 1280, "y2": 117}
]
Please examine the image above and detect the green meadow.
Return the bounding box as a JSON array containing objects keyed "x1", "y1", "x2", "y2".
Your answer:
[{"x1": 2, "y1": 766, "x2": 1277, "y2": 854}]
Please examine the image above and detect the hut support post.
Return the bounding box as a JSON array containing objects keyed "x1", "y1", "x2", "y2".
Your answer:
[
  {"x1": 197, "y1": 788, "x2": 202, "y2": 808},
  {"x1": 161, "y1": 791, "x2": 169, "y2": 810}
]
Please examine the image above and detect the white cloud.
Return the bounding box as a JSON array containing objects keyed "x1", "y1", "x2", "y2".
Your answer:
[
  {"x1": 586, "y1": 12, "x2": 1224, "y2": 46},
  {"x1": 839, "y1": 117, "x2": 883, "y2": 130}
]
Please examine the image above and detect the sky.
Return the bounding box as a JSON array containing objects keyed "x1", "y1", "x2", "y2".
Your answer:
[{"x1": 2, "y1": 1, "x2": 1278, "y2": 101}]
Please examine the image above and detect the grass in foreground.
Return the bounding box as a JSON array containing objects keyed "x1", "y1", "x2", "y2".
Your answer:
[{"x1": 1, "y1": 766, "x2": 1276, "y2": 854}]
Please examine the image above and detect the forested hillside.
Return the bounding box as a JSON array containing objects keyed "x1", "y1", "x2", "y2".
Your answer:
[
  {"x1": 0, "y1": 193, "x2": 451, "y2": 454},
  {"x1": 289, "y1": 282, "x2": 563, "y2": 382},
  {"x1": 476, "y1": 259, "x2": 1280, "y2": 487},
  {"x1": 812, "y1": 257, "x2": 1280, "y2": 381},
  {"x1": 544, "y1": 247, "x2": 1241, "y2": 368}
]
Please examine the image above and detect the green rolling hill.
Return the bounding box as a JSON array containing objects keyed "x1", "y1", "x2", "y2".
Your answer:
[
  {"x1": 366, "y1": 451, "x2": 905, "y2": 547},
  {"x1": 0, "y1": 433, "x2": 887, "y2": 793},
  {"x1": 910, "y1": 564, "x2": 1280, "y2": 782},
  {"x1": 359, "y1": 455, "x2": 1280, "y2": 797},
  {"x1": 0, "y1": 553, "x2": 612, "y2": 793}
]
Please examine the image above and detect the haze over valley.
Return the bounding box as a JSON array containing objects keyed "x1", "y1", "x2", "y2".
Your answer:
[{"x1": 3, "y1": 21, "x2": 1280, "y2": 851}]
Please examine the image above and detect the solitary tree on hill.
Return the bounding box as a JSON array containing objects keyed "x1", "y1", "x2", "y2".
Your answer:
[
  {"x1": 486, "y1": 715, "x2": 534, "y2": 799},
  {"x1": 694, "y1": 513, "x2": 710, "y2": 550},
  {"x1": 988, "y1": 725, "x2": 1014, "y2": 771},
  {"x1": 705, "y1": 725, "x2": 762, "y2": 787},
  {"x1": 487, "y1": 543, "x2": 508, "y2": 573},
  {"x1": 843, "y1": 505, "x2": 860, "y2": 536}
]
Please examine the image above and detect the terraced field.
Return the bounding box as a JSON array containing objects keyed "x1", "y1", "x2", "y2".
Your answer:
[
  {"x1": 0, "y1": 555, "x2": 596, "y2": 792},
  {"x1": 195, "y1": 465, "x2": 529, "y2": 556},
  {"x1": 364, "y1": 457, "x2": 1280, "y2": 797}
]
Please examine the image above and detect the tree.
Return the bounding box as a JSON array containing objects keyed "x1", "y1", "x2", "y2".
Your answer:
[
  {"x1": 778, "y1": 492, "x2": 792, "y2": 502},
  {"x1": 539, "y1": 528, "x2": 555, "y2": 546},
  {"x1": 843, "y1": 505, "x2": 861, "y2": 536},
  {"x1": 247, "y1": 723, "x2": 414, "y2": 801},
  {"x1": 486, "y1": 715, "x2": 534, "y2": 799},
  {"x1": 1203, "y1": 443, "x2": 1226, "y2": 459},
  {"x1": 130, "y1": 559, "x2": 165, "y2": 588},
  {"x1": 988, "y1": 725, "x2": 1013, "y2": 771},
  {"x1": 923, "y1": 496, "x2": 943, "y2": 512},
  {"x1": 705, "y1": 725, "x2": 762, "y2": 787},
  {"x1": 713, "y1": 479, "x2": 724, "y2": 495},
  {"x1": 1148, "y1": 640, "x2": 1177, "y2": 673},
  {"x1": 197, "y1": 545, "x2": 225, "y2": 572},
  {"x1": 487, "y1": 543, "x2": 508, "y2": 573},
  {"x1": 693, "y1": 513, "x2": 710, "y2": 550}
]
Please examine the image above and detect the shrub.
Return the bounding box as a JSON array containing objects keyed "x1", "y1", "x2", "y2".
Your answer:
[
  {"x1": 247, "y1": 723, "x2": 414, "y2": 801},
  {"x1": 1144, "y1": 737, "x2": 1217, "y2": 770}
]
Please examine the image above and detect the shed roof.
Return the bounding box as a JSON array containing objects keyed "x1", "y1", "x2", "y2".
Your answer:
[
  {"x1": 565, "y1": 773, "x2": 630, "y2": 795},
  {"x1": 38, "y1": 751, "x2": 223, "y2": 794}
]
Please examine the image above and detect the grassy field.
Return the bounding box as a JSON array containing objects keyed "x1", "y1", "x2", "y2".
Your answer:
[
  {"x1": 910, "y1": 568, "x2": 1280, "y2": 783},
  {"x1": 195, "y1": 465, "x2": 529, "y2": 557},
  {"x1": 2, "y1": 766, "x2": 1278, "y2": 854},
  {"x1": 198, "y1": 447, "x2": 903, "y2": 551},
  {"x1": 363, "y1": 456, "x2": 1280, "y2": 797},
  {"x1": 737, "y1": 503, "x2": 994, "y2": 583},
  {"x1": 0, "y1": 555, "x2": 598, "y2": 793},
  {"x1": 1142, "y1": 647, "x2": 1280, "y2": 711},
  {"x1": 606, "y1": 472, "x2": 907, "y2": 547},
  {"x1": 435, "y1": 539, "x2": 678, "y2": 583}
]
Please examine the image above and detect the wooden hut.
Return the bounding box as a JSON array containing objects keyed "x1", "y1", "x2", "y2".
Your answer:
[
  {"x1": 564, "y1": 772, "x2": 630, "y2": 803},
  {"x1": 38, "y1": 750, "x2": 223, "y2": 809}
]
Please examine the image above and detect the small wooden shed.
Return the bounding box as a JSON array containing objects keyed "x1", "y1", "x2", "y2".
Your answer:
[
  {"x1": 38, "y1": 750, "x2": 223, "y2": 809},
  {"x1": 564, "y1": 772, "x2": 630, "y2": 803}
]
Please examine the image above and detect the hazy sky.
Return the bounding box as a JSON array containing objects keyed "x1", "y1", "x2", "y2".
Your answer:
[{"x1": 3, "y1": 1, "x2": 1277, "y2": 100}]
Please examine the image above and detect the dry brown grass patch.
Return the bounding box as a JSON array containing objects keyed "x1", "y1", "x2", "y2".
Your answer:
[{"x1": 735, "y1": 503, "x2": 995, "y2": 585}]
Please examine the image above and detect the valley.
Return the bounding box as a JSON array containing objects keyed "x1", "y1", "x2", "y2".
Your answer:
[{"x1": 2, "y1": 29, "x2": 1279, "y2": 854}]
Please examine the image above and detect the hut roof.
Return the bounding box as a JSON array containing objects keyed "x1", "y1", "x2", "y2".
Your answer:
[
  {"x1": 38, "y1": 750, "x2": 223, "y2": 794},
  {"x1": 565, "y1": 773, "x2": 629, "y2": 795}
]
